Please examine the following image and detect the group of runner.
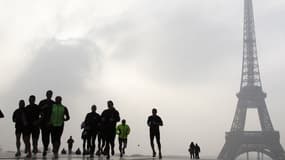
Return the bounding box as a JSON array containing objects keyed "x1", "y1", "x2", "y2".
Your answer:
[
  {"x1": 77, "y1": 102, "x2": 163, "y2": 159},
  {"x1": 10, "y1": 90, "x2": 165, "y2": 159},
  {"x1": 12, "y1": 90, "x2": 69, "y2": 158},
  {"x1": 79, "y1": 101, "x2": 121, "y2": 159}
]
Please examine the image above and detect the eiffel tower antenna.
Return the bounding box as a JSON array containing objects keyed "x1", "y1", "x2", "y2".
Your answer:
[
  {"x1": 240, "y1": 0, "x2": 262, "y2": 89},
  {"x1": 217, "y1": 0, "x2": 285, "y2": 159}
]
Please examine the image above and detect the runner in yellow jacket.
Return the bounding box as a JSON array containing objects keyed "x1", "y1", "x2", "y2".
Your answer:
[{"x1": 116, "y1": 119, "x2": 130, "y2": 157}]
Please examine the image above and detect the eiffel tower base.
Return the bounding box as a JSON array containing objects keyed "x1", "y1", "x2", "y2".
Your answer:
[{"x1": 218, "y1": 131, "x2": 285, "y2": 160}]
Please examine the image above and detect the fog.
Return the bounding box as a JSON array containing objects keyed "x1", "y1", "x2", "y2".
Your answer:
[{"x1": 0, "y1": 0, "x2": 285, "y2": 157}]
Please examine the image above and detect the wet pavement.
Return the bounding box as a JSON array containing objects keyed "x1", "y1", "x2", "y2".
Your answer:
[{"x1": 0, "y1": 152, "x2": 212, "y2": 160}]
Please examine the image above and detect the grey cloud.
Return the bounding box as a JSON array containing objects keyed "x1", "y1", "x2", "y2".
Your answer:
[
  {"x1": 91, "y1": 0, "x2": 284, "y2": 88},
  {"x1": 3, "y1": 37, "x2": 102, "y2": 104},
  {"x1": 93, "y1": 2, "x2": 242, "y2": 86}
]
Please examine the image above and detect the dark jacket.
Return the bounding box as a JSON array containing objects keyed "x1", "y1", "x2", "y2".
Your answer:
[
  {"x1": 38, "y1": 99, "x2": 55, "y2": 126},
  {"x1": 13, "y1": 108, "x2": 28, "y2": 128},
  {"x1": 147, "y1": 115, "x2": 163, "y2": 133},
  {"x1": 84, "y1": 111, "x2": 101, "y2": 132},
  {"x1": 25, "y1": 104, "x2": 40, "y2": 127},
  {"x1": 101, "y1": 108, "x2": 120, "y2": 129}
]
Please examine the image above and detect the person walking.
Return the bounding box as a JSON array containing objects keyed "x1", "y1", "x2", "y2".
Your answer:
[
  {"x1": 116, "y1": 119, "x2": 130, "y2": 157},
  {"x1": 25, "y1": 95, "x2": 41, "y2": 154},
  {"x1": 195, "y1": 143, "x2": 200, "y2": 159},
  {"x1": 38, "y1": 90, "x2": 55, "y2": 157},
  {"x1": 12, "y1": 100, "x2": 30, "y2": 157},
  {"x1": 147, "y1": 108, "x2": 163, "y2": 159},
  {"x1": 67, "y1": 136, "x2": 74, "y2": 154},
  {"x1": 188, "y1": 142, "x2": 195, "y2": 159},
  {"x1": 101, "y1": 100, "x2": 120, "y2": 159},
  {"x1": 50, "y1": 96, "x2": 70, "y2": 158},
  {"x1": 84, "y1": 105, "x2": 101, "y2": 158}
]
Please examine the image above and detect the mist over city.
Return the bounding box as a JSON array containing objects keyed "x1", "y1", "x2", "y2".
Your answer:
[{"x1": 0, "y1": 0, "x2": 285, "y2": 159}]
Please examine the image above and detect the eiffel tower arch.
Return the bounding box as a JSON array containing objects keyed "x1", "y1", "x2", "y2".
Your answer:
[{"x1": 218, "y1": 0, "x2": 285, "y2": 160}]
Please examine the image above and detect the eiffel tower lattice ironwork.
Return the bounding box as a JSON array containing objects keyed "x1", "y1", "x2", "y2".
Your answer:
[{"x1": 217, "y1": 0, "x2": 285, "y2": 160}]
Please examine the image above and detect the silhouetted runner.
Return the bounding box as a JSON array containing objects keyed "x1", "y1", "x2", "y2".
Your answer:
[
  {"x1": 195, "y1": 143, "x2": 200, "y2": 159},
  {"x1": 0, "y1": 109, "x2": 4, "y2": 118},
  {"x1": 84, "y1": 105, "x2": 101, "y2": 158},
  {"x1": 12, "y1": 100, "x2": 30, "y2": 158},
  {"x1": 38, "y1": 90, "x2": 55, "y2": 157},
  {"x1": 188, "y1": 142, "x2": 195, "y2": 159},
  {"x1": 147, "y1": 108, "x2": 163, "y2": 159},
  {"x1": 25, "y1": 95, "x2": 40, "y2": 155},
  {"x1": 50, "y1": 96, "x2": 70, "y2": 158},
  {"x1": 116, "y1": 119, "x2": 130, "y2": 157},
  {"x1": 101, "y1": 100, "x2": 120, "y2": 159},
  {"x1": 67, "y1": 136, "x2": 74, "y2": 154}
]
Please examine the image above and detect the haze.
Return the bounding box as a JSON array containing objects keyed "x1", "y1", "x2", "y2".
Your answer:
[{"x1": 0, "y1": 0, "x2": 285, "y2": 157}]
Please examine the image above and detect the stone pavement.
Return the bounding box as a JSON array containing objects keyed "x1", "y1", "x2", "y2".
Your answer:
[{"x1": 0, "y1": 152, "x2": 213, "y2": 160}]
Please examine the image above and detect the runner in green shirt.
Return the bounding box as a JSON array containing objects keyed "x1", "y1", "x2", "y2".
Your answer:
[
  {"x1": 50, "y1": 96, "x2": 70, "y2": 158},
  {"x1": 116, "y1": 119, "x2": 130, "y2": 157}
]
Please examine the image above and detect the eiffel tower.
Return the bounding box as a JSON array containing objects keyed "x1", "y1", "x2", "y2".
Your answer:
[{"x1": 217, "y1": 0, "x2": 285, "y2": 160}]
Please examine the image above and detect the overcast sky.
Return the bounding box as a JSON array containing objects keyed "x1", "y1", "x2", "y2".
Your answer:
[{"x1": 0, "y1": 0, "x2": 285, "y2": 157}]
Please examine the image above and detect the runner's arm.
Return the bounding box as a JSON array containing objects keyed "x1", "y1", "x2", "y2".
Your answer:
[{"x1": 64, "y1": 107, "x2": 70, "y2": 121}]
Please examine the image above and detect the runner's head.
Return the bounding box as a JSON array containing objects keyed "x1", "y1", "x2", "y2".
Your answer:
[
  {"x1": 55, "y1": 96, "x2": 62, "y2": 104},
  {"x1": 122, "y1": 119, "x2": 126, "y2": 125},
  {"x1": 91, "y1": 105, "x2": 97, "y2": 112},
  {"x1": 46, "y1": 90, "x2": 53, "y2": 99},
  {"x1": 107, "y1": 100, "x2": 114, "y2": 109},
  {"x1": 152, "y1": 108, "x2": 157, "y2": 115},
  {"x1": 19, "y1": 99, "x2": 25, "y2": 109},
  {"x1": 29, "y1": 95, "x2": 36, "y2": 104}
]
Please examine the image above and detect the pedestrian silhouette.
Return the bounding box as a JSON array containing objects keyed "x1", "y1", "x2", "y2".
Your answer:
[
  {"x1": 188, "y1": 142, "x2": 195, "y2": 159},
  {"x1": 13, "y1": 100, "x2": 31, "y2": 158},
  {"x1": 147, "y1": 108, "x2": 163, "y2": 159},
  {"x1": 50, "y1": 96, "x2": 70, "y2": 158},
  {"x1": 67, "y1": 136, "x2": 74, "y2": 154},
  {"x1": 38, "y1": 90, "x2": 55, "y2": 157},
  {"x1": 195, "y1": 143, "x2": 200, "y2": 159},
  {"x1": 84, "y1": 105, "x2": 101, "y2": 158},
  {"x1": 25, "y1": 95, "x2": 40, "y2": 155},
  {"x1": 0, "y1": 109, "x2": 4, "y2": 118},
  {"x1": 116, "y1": 119, "x2": 130, "y2": 157},
  {"x1": 101, "y1": 100, "x2": 120, "y2": 159}
]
